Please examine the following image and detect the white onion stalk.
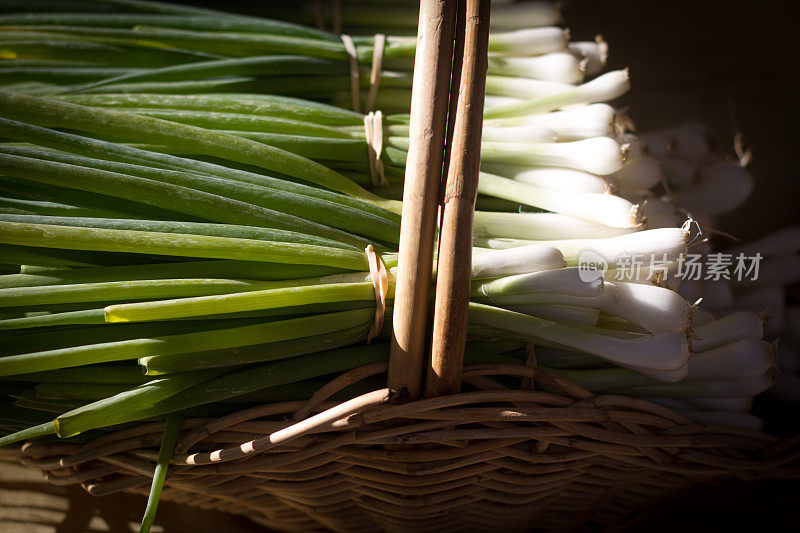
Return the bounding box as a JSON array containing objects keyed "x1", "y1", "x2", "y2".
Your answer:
[
  {"x1": 568, "y1": 36, "x2": 609, "y2": 76},
  {"x1": 528, "y1": 104, "x2": 617, "y2": 139},
  {"x1": 733, "y1": 254, "x2": 800, "y2": 288},
  {"x1": 612, "y1": 156, "x2": 662, "y2": 193},
  {"x1": 389, "y1": 136, "x2": 626, "y2": 176},
  {"x1": 581, "y1": 330, "x2": 690, "y2": 371},
  {"x1": 534, "y1": 103, "x2": 616, "y2": 140},
  {"x1": 487, "y1": 27, "x2": 569, "y2": 56},
  {"x1": 729, "y1": 226, "x2": 800, "y2": 258},
  {"x1": 489, "y1": 280, "x2": 690, "y2": 334},
  {"x1": 490, "y1": 5, "x2": 562, "y2": 31},
  {"x1": 687, "y1": 339, "x2": 773, "y2": 380},
  {"x1": 388, "y1": 124, "x2": 557, "y2": 144},
  {"x1": 672, "y1": 161, "x2": 753, "y2": 216},
  {"x1": 495, "y1": 227, "x2": 690, "y2": 268},
  {"x1": 472, "y1": 212, "x2": 634, "y2": 241},
  {"x1": 640, "y1": 122, "x2": 711, "y2": 160},
  {"x1": 484, "y1": 95, "x2": 524, "y2": 109},
  {"x1": 601, "y1": 282, "x2": 690, "y2": 333},
  {"x1": 473, "y1": 267, "x2": 604, "y2": 298},
  {"x1": 488, "y1": 104, "x2": 617, "y2": 141},
  {"x1": 480, "y1": 137, "x2": 626, "y2": 175},
  {"x1": 474, "y1": 171, "x2": 635, "y2": 227},
  {"x1": 480, "y1": 125, "x2": 557, "y2": 143},
  {"x1": 604, "y1": 259, "x2": 682, "y2": 288},
  {"x1": 487, "y1": 53, "x2": 584, "y2": 84},
  {"x1": 485, "y1": 70, "x2": 631, "y2": 119},
  {"x1": 488, "y1": 287, "x2": 617, "y2": 308},
  {"x1": 506, "y1": 304, "x2": 600, "y2": 326},
  {"x1": 486, "y1": 75, "x2": 576, "y2": 98},
  {"x1": 484, "y1": 165, "x2": 609, "y2": 194},
  {"x1": 692, "y1": 311, "x2": 763, "y2": 352},
  {"x1": 470, "y1": 245, "x2": 565, "y2": 278},
  {"x1": 470, "y1": 303, "x2": 690, "y2": 371}
]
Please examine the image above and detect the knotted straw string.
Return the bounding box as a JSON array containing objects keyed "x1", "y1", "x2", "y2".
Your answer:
[
  {"x1": 340, "y1": 32, "x2": 386, "y2": 114},
  {"x1": 365, "y1": 33, "x2": 386, "y2": 112},
  {"x1": 340, "y1": 34, "x2": 361, "y2": 113},
  {"x1": 364, "y1": 110, "x2": 388, "y2": 187},
  {"x1": 365, "y1": 244, "x2": 388, "y2": 343},
  {"x1": 363, "y1": 35, "x2": 387, "y2": 186}
]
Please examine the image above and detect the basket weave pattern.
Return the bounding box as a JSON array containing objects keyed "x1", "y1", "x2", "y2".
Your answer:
[{"x1": 18, "y1": 362, "x2": 800, "y2": 532}]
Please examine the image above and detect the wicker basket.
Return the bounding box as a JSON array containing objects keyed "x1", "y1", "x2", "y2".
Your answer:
[
  {"x1": 16, "y1": 361, "x2": 800, "y2": 532},
  {"x1": 11, "y1": 1, "x2": 800, "y2": 530}
]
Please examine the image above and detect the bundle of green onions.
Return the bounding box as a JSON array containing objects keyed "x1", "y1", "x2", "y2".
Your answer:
[
  {"x1": 271, "y1": 0, "x2": 562, "y2": 36},
  {"x1": 0, "y1": 0, "x2": 780, "y2": 509}
]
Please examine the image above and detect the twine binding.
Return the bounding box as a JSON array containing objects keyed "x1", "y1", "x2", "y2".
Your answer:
[
  {"x1": 340, "y1": 34, "x2": 361, "y2": 113},
  {"x1": 366, "y1": 33, "x2": 386, "y2": 112},
  {"x1": 341, "y1": 32, "x2": 385, "y2": 113},
  {"x1": 364, "y1": 110, "x2": 388, "y2": 187},
  {"x1": 365, "y1": 244, "x2": 388, "y2": 343}
]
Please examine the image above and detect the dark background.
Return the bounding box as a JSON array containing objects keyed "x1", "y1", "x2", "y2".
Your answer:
[
  {"x1": 4, "y1": 1, "x2": 799, "y2": 531},
  {"x1": 566, "y1": 0, "x2": 800, "y2": 243}
]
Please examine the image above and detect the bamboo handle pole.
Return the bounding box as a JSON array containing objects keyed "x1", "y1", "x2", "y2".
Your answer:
[
  {"x1": 426, "y1": 0, "x2": 491, "y2": 398},
  {"x1": 387, "y1": 0, "x2": 458, "y2": 401}
]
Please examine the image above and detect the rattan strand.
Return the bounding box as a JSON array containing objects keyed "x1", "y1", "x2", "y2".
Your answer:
[{"x1": 18, "y1": 363, "x2": 800, "y2": 532}]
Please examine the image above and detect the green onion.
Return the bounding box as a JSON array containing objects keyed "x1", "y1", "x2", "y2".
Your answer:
[
  {"x1": 468, "y1": 302, "x2": 690, "y2": 371},
  {"x1": 139, "y1": 413, "x2": 181, "y2": 533},
  {"x1": 0, "y1": 308, "x2": 374, "y2": 376},
  {"x1": 105, "y1": 278, "x2": 378, "y2": 323},
  {"x1": 0, "y1": 90, "x2": 384, "y2": 203},
  {"x1": 141, "y1": 324, "x2": 371, "y2": 374},
  {"x1": 0, "y1": 222, "x2": 368, "y2": 270},
  {"x1": 0, "y1": 151, "x2": 373, "y2": 247},
  {"x1": 0, "y1": 260, "x2": 343, "y2": 288}
]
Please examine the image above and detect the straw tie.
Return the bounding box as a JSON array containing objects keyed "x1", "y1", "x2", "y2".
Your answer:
[
  {"x1": 365, "y1": 244, "x2": 388, "y2": 343},
  {"x1": 364, "y1": 110, "x2": 388, "y2": 187}
]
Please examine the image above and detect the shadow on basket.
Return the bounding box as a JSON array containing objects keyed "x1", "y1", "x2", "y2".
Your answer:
[{"x1": 14, "y1": 361, "x2": 800, "y2": 532}]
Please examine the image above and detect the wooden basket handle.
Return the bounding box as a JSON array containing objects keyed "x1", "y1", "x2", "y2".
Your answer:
[
  {"x1": 387, "y1": 0, "x2": 458, "y2": 402},
  {"x1": 427, "y1": 0, "x2": 492, "y2": 397}
]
